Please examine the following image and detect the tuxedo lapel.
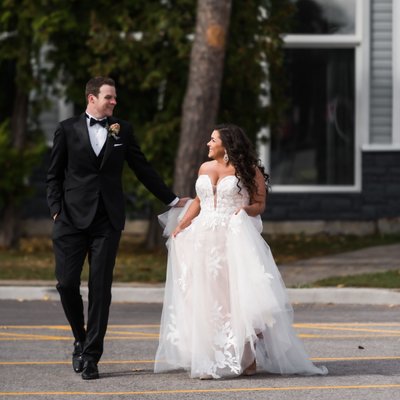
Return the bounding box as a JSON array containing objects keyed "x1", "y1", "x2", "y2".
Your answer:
[
  {"x1": 73, "y1": 113, "x2": 97, "y2": 164},
  {"x1": 100, "y1": 136, "x2": 113, "y2": 170},
  {"x1": 100, "y1": 117, "x2": 118, "y2": 169}
]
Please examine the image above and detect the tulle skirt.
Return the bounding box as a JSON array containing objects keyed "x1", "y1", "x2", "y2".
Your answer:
[{"x1": 155, "y1": 205, "x2": 328, "y2": 378}]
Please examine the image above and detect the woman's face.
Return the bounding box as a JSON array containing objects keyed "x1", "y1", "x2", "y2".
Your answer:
[{"x1": 207, "y1": 130, "x2": 225, "y2": 160}]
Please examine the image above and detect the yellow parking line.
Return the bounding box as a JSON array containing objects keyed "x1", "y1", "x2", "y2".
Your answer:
[
  {"x1": 312, "y1": 355, "x2": 400, "y2": 361},
  {"x1": 106, "y1": 337, "x2": 159, "y2": 340},
  {"x1": 100, "y1": 360, "x2": 155, "y2": 364},
  {"x1": 2, "y1": 334, "x2": 399, "y2": 341},
  {"x1": 2, "y1": 323, "x2": 398, "y2": 330},
  {"x1": 0, "y1": 325, "x2": 70, "y2": 329},
  {"x1": 106, "y1": 330, "x2": 158, "y2": 337},
  {"x1": 0, "y1": 325, "x2": 160, "y2": 329},
  {"x1": 0, "y1": 361, "x2": 69, "y2": 365},
  {"x1": 299, "y1": 333, "x2": 400, "y2": 338},
  {"x1": 1, "y1": 355, "x2": 400, "y2": 366},
  {"x1": 0, "y1": 359, "x2": 154, "y2": 365},
  {"x1": 108, "y1": 324, "x2": 160, "y2": 328},
  {"x1": 0, "y1": 338, "x2": 69, "y2": 341},
  {"x1": 0, "y1": 332, "x2": 66, "y2": 340},
  {"x1": 296, "y1": 324, "x2": 400, "y2": 334},
  {"x1": 1, "y1": 384, "x2": 400, "y2": 396},
  {"x1": 2, "y1": 323, "x2": 400, "y2": 342},
  {"x1": 0, "y1": 337, "x2": 157, "y2": 341},
  {"x1": 295, "y1": 322, "x2": 400, "y2": 327}
]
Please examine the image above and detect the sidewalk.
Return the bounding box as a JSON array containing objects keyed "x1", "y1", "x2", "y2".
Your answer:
[
  {"x1": 278, "y1": 242, "x2": 400, "y2": 286},
  {"x1": 1, "y1": 243, "x2": 399, "y2": 305}
]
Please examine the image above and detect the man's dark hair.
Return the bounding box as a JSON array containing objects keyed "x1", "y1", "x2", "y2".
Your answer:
[{"x1": 85, "y1": 77, "x2": 115, "y2": 99}]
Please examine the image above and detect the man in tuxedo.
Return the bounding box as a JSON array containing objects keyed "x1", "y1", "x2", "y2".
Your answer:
[{"x1": 46, "y1": 76, "x2": 186, "y2": 380}]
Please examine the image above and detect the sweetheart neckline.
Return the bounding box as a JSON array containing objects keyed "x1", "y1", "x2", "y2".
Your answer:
[{"x1": 198, "y1": 174, "x2": 237, "y2": 187}]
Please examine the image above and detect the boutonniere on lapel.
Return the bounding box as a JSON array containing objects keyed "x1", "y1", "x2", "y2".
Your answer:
[{"x1": 107, "y1": 123, "x2": 120, "y2": 140}]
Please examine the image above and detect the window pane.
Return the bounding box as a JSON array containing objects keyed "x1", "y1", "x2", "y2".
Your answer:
[
  {"x1": 271, "y1": 48, "x2": 355, "y2": 185},
  {"x1": 287, "y1": 0, "x2": 356, "y2": 34}
]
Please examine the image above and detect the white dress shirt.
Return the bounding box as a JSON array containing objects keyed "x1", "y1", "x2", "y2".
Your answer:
[{"x1": 86, "y1": 112, "x2": 107, "y2": 156}]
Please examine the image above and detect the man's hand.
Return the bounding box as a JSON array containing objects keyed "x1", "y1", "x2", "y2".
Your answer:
[{"x1": 173, "y1": 197, "x2": 191, "y2": 207}]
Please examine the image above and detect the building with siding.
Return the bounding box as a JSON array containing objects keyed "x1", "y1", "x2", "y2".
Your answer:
[
  {"x1": 27, "y1": 0, "x2": 399, "y2": 235},
  {"x1": 259, "y1": 0, "x2": 400, "y2": 234}
]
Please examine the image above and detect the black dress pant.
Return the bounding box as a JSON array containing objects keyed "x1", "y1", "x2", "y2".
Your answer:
[{"x1": 52, "y1": 206, "x2": 121, "y2": 363}]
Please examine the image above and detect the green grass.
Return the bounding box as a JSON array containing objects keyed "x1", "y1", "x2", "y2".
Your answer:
[
  {"x1": 310, "y1": 270, "x2": 400, "y2": 288},
  {"x1": 0, "y1": 233, "x2": 399, "y2": 283},
  {"x1": 0, "y1": 235, "x2": 167, "y2": 283}
]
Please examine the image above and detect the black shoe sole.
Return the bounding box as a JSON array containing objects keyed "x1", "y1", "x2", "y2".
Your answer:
[{"x1": 82, "y1": 373, "x2": 99, "y2": 380}]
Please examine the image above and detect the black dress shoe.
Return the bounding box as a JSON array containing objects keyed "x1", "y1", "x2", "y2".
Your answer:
[
  {"x1": 72, "y1": 341, "x2": 84, "y2": 373},
  {"x1": 82, "y1": 360, "x2": 99, "y2": 380}
]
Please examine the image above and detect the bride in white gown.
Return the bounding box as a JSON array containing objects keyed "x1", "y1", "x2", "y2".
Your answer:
[{"x1": 155, "y1": 124, "x2": 327, "y2": 379}]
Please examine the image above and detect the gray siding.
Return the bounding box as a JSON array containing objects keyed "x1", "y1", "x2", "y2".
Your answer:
[{"x1": 369, "y1": 0, "x2": 393, "y2": 144}]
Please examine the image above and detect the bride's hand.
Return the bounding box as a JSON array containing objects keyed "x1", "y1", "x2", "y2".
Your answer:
[{"x1": 172, "y1": 225, "x2": 184, "y2": 237}]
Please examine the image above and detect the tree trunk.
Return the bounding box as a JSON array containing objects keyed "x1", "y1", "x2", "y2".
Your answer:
[
  {"x1": 0, "y1": 202, "x2": 21, "y2": 249},
  {"x1": 144, "y1": 209, "x2": 166, "y2": 251},
  {"x1": 173, "y1": 0, "x2": 232, "y2": 197},
  {"x1": 0, "y1": 87, "x2": 28, "y2": 248},
  {"x1": 145, "y1": 0, "x2": 232, "y2": 250}
]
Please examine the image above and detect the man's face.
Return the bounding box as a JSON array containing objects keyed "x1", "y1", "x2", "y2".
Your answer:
[{"x1": 88, "y1": 84, "x2": 117, "y2": 118}]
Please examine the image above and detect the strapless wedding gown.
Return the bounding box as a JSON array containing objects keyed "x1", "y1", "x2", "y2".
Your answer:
[{"x1": 155, "y1": 175, "x2": 327, "y2": 378}]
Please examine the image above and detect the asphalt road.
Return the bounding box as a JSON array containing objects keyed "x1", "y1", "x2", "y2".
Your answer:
[{"x1": 1, "y1": 300, "x2": 400, "y2": 400}]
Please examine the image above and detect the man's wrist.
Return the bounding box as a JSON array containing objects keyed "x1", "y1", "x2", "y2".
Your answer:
[{"x1": 168, "y1": 197, "x2": 179, "y2": 207}]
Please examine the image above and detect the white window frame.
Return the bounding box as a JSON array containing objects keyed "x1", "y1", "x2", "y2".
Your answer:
[
  {"x1": 392, "y1": 0, "x2": 400, "y2": 147},
  {"x1": 266, "y1": 0, "x2": 369, "y2": 193}
]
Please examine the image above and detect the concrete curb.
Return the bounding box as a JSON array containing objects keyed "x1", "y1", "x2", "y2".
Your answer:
[
  {"x1": 287, "y1": 287, "x2": 400, "y2": 305},
  {"x1": 0, "y1": 286, "x2": 165, "y2": 303},
  {"x1": 1, "y1": 285, "x2": 400, "y2": 305}
]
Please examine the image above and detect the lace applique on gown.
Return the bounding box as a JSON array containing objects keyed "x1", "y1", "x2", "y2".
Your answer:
[{"x1": 155, "y1": 175, "x2": 328, "y2": 378}]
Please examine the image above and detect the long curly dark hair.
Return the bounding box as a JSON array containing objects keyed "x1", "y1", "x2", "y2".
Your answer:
[{"x1": 215, "y1": 123, "x2": 270, "y2": 200}]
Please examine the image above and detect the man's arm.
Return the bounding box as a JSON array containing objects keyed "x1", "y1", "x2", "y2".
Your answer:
[
  {"x1": 46, "y1": 123, "x2": 67, "y2": 219},
  {"x1": 124, "y1": 123, "x2": 178, "y2": 205}
]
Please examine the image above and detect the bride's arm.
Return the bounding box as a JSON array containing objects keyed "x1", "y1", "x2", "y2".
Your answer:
[
  {"x1": 172, "y1": 196, "x2": 201, "y2": 237},
  {"x1": 240, "y1": 168, "x2": 267, "y2": 217},
  {"x1": 172, "y1": 162, "x2": 210, "y2": 236}
]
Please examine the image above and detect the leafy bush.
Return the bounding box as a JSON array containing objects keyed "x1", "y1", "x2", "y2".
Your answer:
[{"x1": 0, "y1": 119, "x2": 46, "y2": 210}]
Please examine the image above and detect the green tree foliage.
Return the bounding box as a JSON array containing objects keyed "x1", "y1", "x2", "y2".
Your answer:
[
  {"x1": 220, "y1": 0, "x2": 294, "y2": 142},
  {"x1": 0, "y1": 0, "x2": 293, "y2": 241},
  {"x1": 0, "y1": 120, "x2": 46, "y2": 210},
  {"x1": 0, "y1": 0, "x2": 50, "y2": 246},
  {"x1": 41, "y1": 0, "x2": 195, "y2": 213},
  {"x1": 39, "y1": 0, "x2": 292, "y2": 208}
]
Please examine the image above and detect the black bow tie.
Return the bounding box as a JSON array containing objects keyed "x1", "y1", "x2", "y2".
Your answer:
[{"x1": 89, "y1": 117, "x2": 108, "y2": 127}]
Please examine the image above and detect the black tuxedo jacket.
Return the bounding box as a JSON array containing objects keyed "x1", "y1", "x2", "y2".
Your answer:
[{"x1": 46, "y1": 113, "x2": 176, "y2": 230}]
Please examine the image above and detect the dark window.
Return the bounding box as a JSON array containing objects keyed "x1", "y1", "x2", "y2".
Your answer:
[
  {"x1": 288, "y1": 0, "x2": 356, "y2": 34},
  {"x1": 271, "y1": 48, "x2": 355, "y2": 185}
]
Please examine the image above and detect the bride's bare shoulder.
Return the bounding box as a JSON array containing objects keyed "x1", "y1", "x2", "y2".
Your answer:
[{"x1": 198, "y1": 161, "x2": 217, "y2": 175}]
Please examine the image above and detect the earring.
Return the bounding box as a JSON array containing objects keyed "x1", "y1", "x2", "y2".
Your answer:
[{"x1": 223, "y1": 151, "x2": 229, "y2": 163}]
